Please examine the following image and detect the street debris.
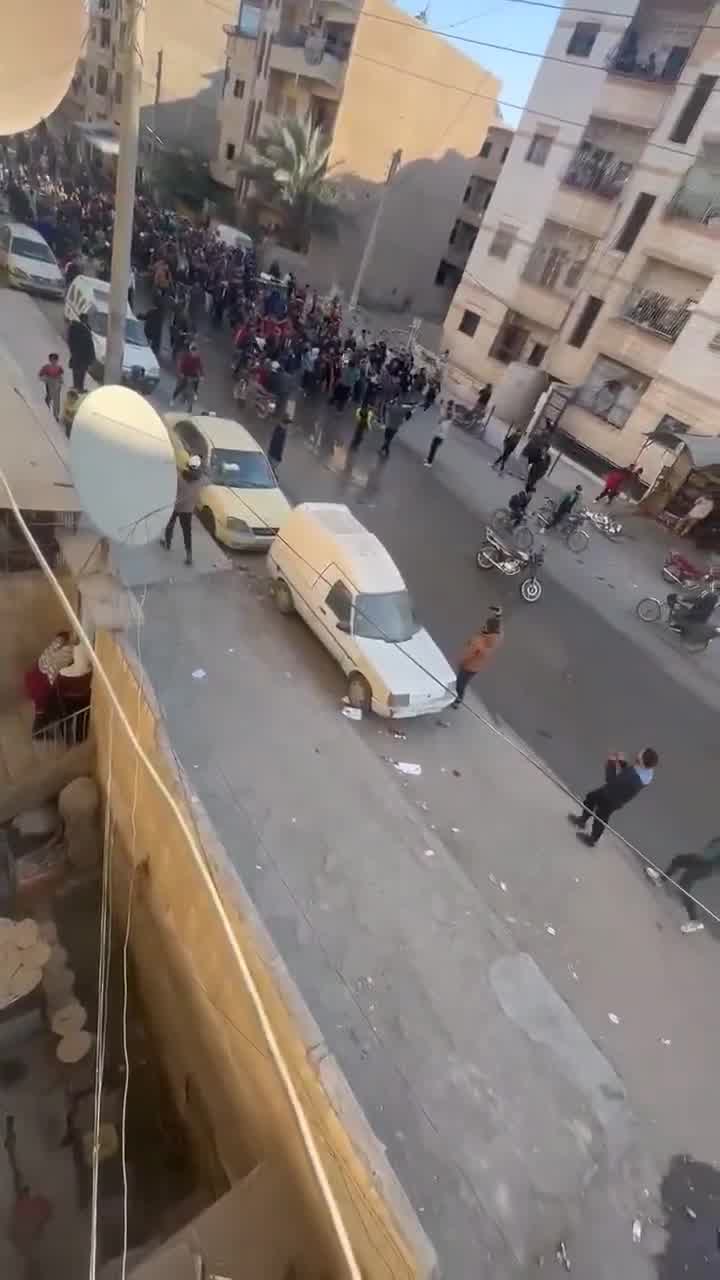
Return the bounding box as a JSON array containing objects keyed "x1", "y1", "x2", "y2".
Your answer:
[
  {"x1": 435, "y1": 719, "x2": 450, "y2": 728},
  {"x1": 681, "y1": 921, "x2": 705, "y2": 934},
  {"x1": 452, "y1": 768, "x2": 462, "y2": 778},
  {"x1": 489, "y1": 874, "x2": 498, "y2": 885},
  {"x1": 226, "y1": 647, "x2": 235, "y2": 654},
  {"x1": 389, "y1": 730, "x2": 407, "y2": 740},
  {"x1": 568, "y1": 966, "x2": 579, "y2": 982},
  {"x1": 392, "y1": 761, "x2": 422, "y2": 776},
  {"x1": 500, "y1": 881, "x2": 508, "y2": 893},
  {"x1": 255, "y1": 864, "x2": 262, "y2": 871},
  {"x1": 191, "y1": 668, "x2": 207, "y2": 680},
  {"x1": 342, "y1": 706, "x2": 363, "y2": 721},
  {"x1": 424, "y1": 850, "x2": 436, "y2": 858},
  {"x1": 608, "y1": 1012, "x2": 621, "y2": 1025},
  {"x1": 419, "y1": 801, "x2": 429, "y2": 811},
  {"x1": 505, "y1": 916, "x2": 517, "y2": 925},
  {"x1": 645, "y1": 866, "x2": 662, "y2": 883},
  {"x1": 660, "y1": 1037, "x2": 672, "y2": 1046},
  {"x1": 545, "y1": 924, "x2": 556, "y2": 937},
  {"x1": 451, "y1": 826, "x2": 461, "y2": 834},
  {"x1": 632, "y1": 1219, "x2": 643, "y2": 1243},
  {"x1": 685, "y1": 1206, "x2": 697, "y2": 1220},
  {"x1": 556, "y1": 1240, "x2": 571, "y2": 1271}
]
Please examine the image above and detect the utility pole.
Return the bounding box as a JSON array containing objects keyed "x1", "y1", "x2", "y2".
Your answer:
[
  {"x1": 150, "y1": 49, "x2": 163, "y2": 164},
  {"x1": 106, "y1": 0, "x2": 146, "y2": 386},
  {"x1": 349, "y1": 148, "x2": 402, "y2": 313}
]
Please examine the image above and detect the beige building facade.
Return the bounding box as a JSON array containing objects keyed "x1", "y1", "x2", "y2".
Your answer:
[
  {"x1": 213, "y1": 0, "x2": 499, "y2": 317},
  {"x1": 444, "y1": 0, "x2": 720, "y2": 480}
]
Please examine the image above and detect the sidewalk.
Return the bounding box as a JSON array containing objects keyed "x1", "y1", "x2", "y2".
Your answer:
[
  {"x1": 400, "y1": 408, "x2": 720, "y2": 711},
  {"x1": 133, "y1": 564, "x2": 720, "y2": 1277}
]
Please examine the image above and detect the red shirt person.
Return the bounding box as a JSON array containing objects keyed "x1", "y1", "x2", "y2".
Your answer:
[{"x1": 598, "y1": 466, "x2": 633, "y2": 505}]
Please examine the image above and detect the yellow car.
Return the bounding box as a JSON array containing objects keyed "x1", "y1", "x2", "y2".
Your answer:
[{"x1": 163, "y1": 413, "x2": 291, "y2": 549}]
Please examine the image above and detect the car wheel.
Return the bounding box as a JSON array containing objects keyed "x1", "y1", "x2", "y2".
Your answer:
[
  {"x1": 347, "y1": 672, "x2": 372, "y2": 712},
  {"x1": 200, "y1": 507, "x2": 216, "y2": 540},
  {"x1": 273, "y1": 579, "x2": 295, "y2": 615}
]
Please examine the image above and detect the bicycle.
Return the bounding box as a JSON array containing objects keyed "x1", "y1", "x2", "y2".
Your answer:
[
  {"x1": 534, "y1": 498, "x2": 590, "y2": 554},
  {"x1": 490, "y1": 506, "x2": 534, "y2": 552}
]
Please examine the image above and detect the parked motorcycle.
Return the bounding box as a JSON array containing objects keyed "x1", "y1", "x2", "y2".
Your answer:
[
  {"x1": 636, "y1": 591, "x2": 720, "y2": 653},
  {"x1": 476, "y1": 528, "x2": 545, "y2": 602},
  {"x1": 585, "y1": 509, "x2": 623, "y2": 540},
  {"x1": 662, "y1": 551, "x2": 720, "y2": 589}
]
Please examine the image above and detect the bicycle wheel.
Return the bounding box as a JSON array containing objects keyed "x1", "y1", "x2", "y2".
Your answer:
[
  {"x1": 636, "y1": 597, "x2": 662, "y2": 623},
  {"x1": 513, "y1": 524, "x2": 534, "y2": 553},
  {"x1": 566, "y1": 527, "x2": 589, "y2": 554}
]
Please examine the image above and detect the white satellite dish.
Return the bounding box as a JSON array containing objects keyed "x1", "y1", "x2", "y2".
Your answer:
[
  {"x1": 70, "y1": 386, "x2": 177, "y2": 547},
  {"x1": 1, "y1": 0, "x2": 86, "y2": 134}
]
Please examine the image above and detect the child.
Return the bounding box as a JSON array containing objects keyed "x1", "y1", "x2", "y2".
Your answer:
[{"x1": 38, "y1": 353, "x2": 64, "y2": 422}]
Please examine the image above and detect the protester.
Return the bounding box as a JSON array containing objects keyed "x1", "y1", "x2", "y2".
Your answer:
[
  {"x1": 676, "y1": 494, "x2": 715, "y2": 538},
  {"x1": 597, "y1": 465, "x2": 637, "y2": 505},
  {"x1": 172, "y1": 343, "x2": 204, "y2": 404},
  {"x1": 379, "y1": 399, "x2": 410, "y2": 459},
  {"x1": 569, "y1": 747, "x2": 658, "y2": 847},
  {"x1": 164, "y1": 456, "x2": 204, "y2": 566},
  {"x1": 425, "y1": 401, "x2": 453, "y2": 467},
  {"x1": 647, "y1": 836, "x2": 720, "y2": 933},
  {"x1": 452, "y1": 608, "x2": 503, "y2": 708},
  {"x1": 67, "y1": 311, "x2": 95, "y2": 392},
  {"x1": 492, "y1": 423, "x2": 523, "y2": 474},
  {"x1": 525, "y1": 445, "x2": 551, "y2": 495},
  {"x1": 37, "y1": 352, "x2": 64, "y2": 421},
  {"x1": 549, "y1": 485, "x2": 583, "y2": 528},
  {"x1": 268, "y1": 413, "x2": 291, "y2": 473},
  {"x1": 350, "y1": 403, "x2": 374, "y2": 451}
]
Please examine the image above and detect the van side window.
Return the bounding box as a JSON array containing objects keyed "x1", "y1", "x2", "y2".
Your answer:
[{"x1": 325, "y1": 580, "x2": 352, "y2": 627}]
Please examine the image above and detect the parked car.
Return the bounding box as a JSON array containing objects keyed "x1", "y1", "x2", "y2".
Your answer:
[
  {"x1": 268, "y1": 502, "x2": 456, "y2": 717},
  {"x1": 0, "y1": 221, "x2": 64, "y2": 297},
  {"x1": 64, "y1": 275, "x2": 159, "y2": 392},
  {"x1": 163, "y1": 412, "x2": 291, "y2": 549}
]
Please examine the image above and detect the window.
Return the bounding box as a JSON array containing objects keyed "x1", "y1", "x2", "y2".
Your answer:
[
  {"x1": 526, "y1": 133, "x2": 551, "y2": 166},
  {"x1": 479, "y1": 139, "x2": 492, "y2": 159},
  {"x1": 528, "y1": 342, "x2": 547, "y2": 367},
  {"x1": 114, "y1": 72, "x2": 123, "y2": 103},
  {"x1": 435, "y1": 259, "x2": 461, "y2": 287},
  {"x1": 615, "y1": 192, "x2": 655, "y2": 253},
  {"x1": 233, "y1": 78, "x2": 245, "y2": 98},
  {"x1": 501, "y1": 146, "x2": 509, "y2": 162},
  {"x1": 209, "y1": 449, "x2": 276, "y2": 488},
  {"x1": 175, "y1": 421, "x2": 208, "y2": 458},
  {"x1": 354, "y1": 591, "x2": 419, "y2": 642},
  {"x1": 100, "y1": 17, "x2": 111, "y2": 47},
  {"x1": 568, "y1": 294, "x2": 603, "y2": 348},
  {"x1": 458, "y1": 309, "x2": 480, "y2": 337},
  {"x1": 257, "y1": 31, "x2": 267, "y2": 74},
  {"x1": 264, "y1": 34, "x2": 274, "y2": 77},
  {"x1": 238, "y1": 2, "x2": 263, "y2": 36},
  {"x1": 326, "y1": 581, "x2": 353, "y2": 629},
  {"x1": 566, "y1": 22, "x2": 600, "y2": 58},
  {"x1": 489, "y1": 222, "x2": 516, "y2": 260},
  {"x1": 225, "y1": 141, "x2": 236, "y2": 160},
  {"x1": 657, "y1": 414, "x2": 690, "y2": 435},
  {"x1": 449, "y1": 220, "x2": 459, "y2": 245},
  {"x1": 575, "y1": 354, "x2": 649, "y2": 428},
  {"x1": 670, "y1": 75, "x2": 717, "y2": 145},
  {"x1": 489, "y1": 317, "x2": 530, "y2": 364},
  {"x1": 96, "y1": 65, "x2": 108, "y2": 96}
]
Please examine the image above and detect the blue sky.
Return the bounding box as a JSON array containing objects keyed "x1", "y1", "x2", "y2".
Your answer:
[{"x1": 395, "y1": 0, "x2": 557, "y2": 124}]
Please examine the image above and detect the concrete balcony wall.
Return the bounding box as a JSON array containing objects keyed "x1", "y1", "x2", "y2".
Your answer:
[
  {"x1": 549, "y1": 185, "x2": 620, "y2": 239},
  {"x1": 269, "y1": 40, "x2": 345, "y2": 92},
  {"x1": 510, "y1": 278, "x2": 573, "y2": 331},
  {"x1": 595, "y1": 76, "x2": 676, "y2": 133}
]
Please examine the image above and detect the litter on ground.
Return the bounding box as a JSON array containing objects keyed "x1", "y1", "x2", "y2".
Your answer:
[
  {"x1": 608, "y1": 1012, "x2": 621, "y2": 1025},
  {"x1": 191, "y1": 668, "x2": 207, "y2": 680},
  {"x1": 632, "y1": 1220, "x2": 643, "y2": 1243},
  {"x1": 545, "y1": 925, "x2": 556, "y2": 937},
  {"x1": 342, "y1": 706, "x2": 363, "y2": 721},
  {"x1": 392, "y1": 761, "x2": 422, "y2": 776},
  {"x1": 424, "y1": 849, "x2": 436, "y2": 858}
]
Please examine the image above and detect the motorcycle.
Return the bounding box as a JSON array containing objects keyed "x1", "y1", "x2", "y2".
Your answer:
[
  {"x1": 585, "y1": 508, "x2": 623, "y2": 540},
  {"x1": 476, "y1": 528, "x2": 545, "y2": 602},
  {"x1": 662, "y1": 551, "x2": 720, "y2": 589},
  {"x1": 636, "y1": 591, "x2": 720, "y2": 653}
]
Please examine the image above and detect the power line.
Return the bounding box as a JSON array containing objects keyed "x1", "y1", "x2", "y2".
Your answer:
[{"x1": 499, "y1": 0, "x2": 720, "y2": 26}]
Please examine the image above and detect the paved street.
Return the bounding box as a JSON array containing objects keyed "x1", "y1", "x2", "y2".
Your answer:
[{"x1": 35, "y1": 291, "x2": 720, "y2": 913}]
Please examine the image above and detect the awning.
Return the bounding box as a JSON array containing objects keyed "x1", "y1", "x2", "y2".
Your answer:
[
  {"x1": 643, "y1": 428, "x2": 720, "y2": 470},
  {"x1": 0, "y1": 297, "x2": 80, "y2": 512}
]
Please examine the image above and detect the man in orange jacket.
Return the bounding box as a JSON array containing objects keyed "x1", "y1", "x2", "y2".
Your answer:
[{"x1": 452, "y1": 607, "x2": 503, "y2": 708}]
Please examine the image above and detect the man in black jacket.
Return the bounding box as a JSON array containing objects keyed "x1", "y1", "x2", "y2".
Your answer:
[
  {"x1": 569, "y1": 747, "x2": 659, "y2": 847},
  {"x1": 68, "y1": 312, "x2": 95, "y2": 392}
]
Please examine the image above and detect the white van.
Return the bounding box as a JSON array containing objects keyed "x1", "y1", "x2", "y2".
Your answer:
[
  {"x1": 268, "y1": 503, "x2": 456, "y2": 717},
  {"x1": 64, "y1": 275, "x2": 160, "y2": 393}
]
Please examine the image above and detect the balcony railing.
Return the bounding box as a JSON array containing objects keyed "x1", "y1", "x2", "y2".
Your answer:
[
  {"x1": 606, "y1": 34, "x2": 689, "y2": 83},
  {"x1": 667, "y1": 183, "x2": 720, "y2": 228},
  {"x1": 522, "y1": 243, "x2": 589, "y2": 294},
  {"x1": 562, "y1": 144, "x2": 633, "y2": 201},
  {"x1": 622, "y1": 286, "x2": 694, "y2": 342}
]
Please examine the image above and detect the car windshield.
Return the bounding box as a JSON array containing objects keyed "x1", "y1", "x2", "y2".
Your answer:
[
  {"x1": 353, "y1": 590, "x2": 419, "y2": 643},
  {"x1": 209, "y1": 448, "x2": 276, "y2": 488},
  {"x1": 12, "y1": 236, "x2": 55, "y2": 264},
  {"x1": 88, "y1": 309, "x2": 147, "y2": 346}
]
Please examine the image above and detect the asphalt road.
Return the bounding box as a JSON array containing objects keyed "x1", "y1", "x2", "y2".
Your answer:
[{"x1": 37, "y1": 294, "x2": 720, "y2": 912}]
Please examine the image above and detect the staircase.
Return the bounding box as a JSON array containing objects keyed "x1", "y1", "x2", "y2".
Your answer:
[{"x1": 0, "y1": 702, "x2": 94, "y2": 824}]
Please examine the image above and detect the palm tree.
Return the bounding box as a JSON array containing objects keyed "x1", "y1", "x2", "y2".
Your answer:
[{"x1": 238, "y1": 117, "x2": 342, "y2": 251}]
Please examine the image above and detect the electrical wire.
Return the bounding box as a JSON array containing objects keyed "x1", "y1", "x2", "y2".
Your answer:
[
  {"x1": 88, "y1": 708, "x2": 114, "y2": 1280},
  {"x1": 0, "y1": 468, "x2": 362, "y2": 1280}
]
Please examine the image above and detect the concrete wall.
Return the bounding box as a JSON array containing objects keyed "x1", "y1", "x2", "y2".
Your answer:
[
  {"x1": 0, "y1": 570, "x2": 77, "y2": 712},
  {"x1": 92, "y1": 631, "x2": 435, "y2": 1280}
]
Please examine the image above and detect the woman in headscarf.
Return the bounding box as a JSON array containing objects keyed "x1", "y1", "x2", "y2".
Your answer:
[{"x1": 24, "y1": 632, "x2": 74, "y2": 734}]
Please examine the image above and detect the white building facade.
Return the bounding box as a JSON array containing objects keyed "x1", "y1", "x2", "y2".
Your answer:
[{"x1": 443, "y1": 0, "x2": 720, "y2": 479}]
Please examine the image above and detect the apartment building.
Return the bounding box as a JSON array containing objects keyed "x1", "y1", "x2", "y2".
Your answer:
[
  {"x1": 78, "y1": 0, "x2": 227, "y2": 157},
  {"x1": 435, "y1": 124, "x2": 514, "y2": 303},
  {"x1": 213, "y1": 0, "x2": 499, "y2": 316},
  {"x1": 444, "y1": 0, "x2": 720, "y2": 478}
]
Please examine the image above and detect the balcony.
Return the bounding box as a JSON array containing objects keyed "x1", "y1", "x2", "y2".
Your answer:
[
  {"x1": 621, "y1": 285, "x2": 694, "y2": 342},
  {"x1": 562, "y1": 142, "x2": 633, "y2": 201},
  {"x1": 667, "y1": 180, "x2": 720, "y2": 232},
  {"x1": 606, "y1": 31, "x2": 690, "y2": 83},
  {"x1": 270, "y1": 31, "x2": 346, "y2": 90}
]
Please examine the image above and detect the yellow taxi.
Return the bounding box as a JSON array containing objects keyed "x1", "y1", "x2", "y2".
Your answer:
[{"x1": 163, "y1": 413, "x2": 291, "y2": 549}]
